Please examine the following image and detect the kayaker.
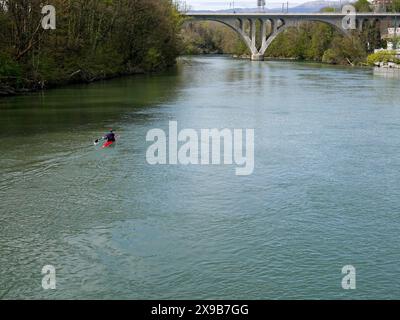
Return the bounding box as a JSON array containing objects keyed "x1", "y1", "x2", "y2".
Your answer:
[
  {"x1": 104, "y1": 129, "x2": 116, "y2": 142},
  {"x1": 94, "y1": 129, "x2": 116, "y2": 146}
]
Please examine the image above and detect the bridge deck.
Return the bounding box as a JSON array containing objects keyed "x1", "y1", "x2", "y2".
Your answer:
[{"x1": 186, "y1": 12, "x2": 400, "y2": 18}]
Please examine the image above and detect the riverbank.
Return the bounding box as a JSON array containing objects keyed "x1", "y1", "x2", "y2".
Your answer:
[
  {"x1": 0, "y1": 66, "x2": 170, "y2": 97},
  {"x1": 230, "y1": 53, "x2": 369, "y2": 68},
  {"x1": 233, "y1": 54, "x2": 297, "y2": 61},
  {"x1": 0, "y1": 54, "x2": 370, "y2": 98}
]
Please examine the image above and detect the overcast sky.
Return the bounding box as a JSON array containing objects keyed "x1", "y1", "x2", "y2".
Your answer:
[{"x1": 184, "y1": 0, "x2": 306, "y2": 10}]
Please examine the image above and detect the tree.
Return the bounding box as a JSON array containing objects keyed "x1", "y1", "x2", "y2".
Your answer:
[
  {"x1": 354, "y1": 0, "x2": 372, "y2": 12},
  {"x1": 0, "y1": 0, "x2": 183, "y2": 93},
  {"x1": 388, "y1": 0, "x2": 400, "y2": 12},
  {"x1": 320, "y1": 7, "x2": 336, "y2": 13}
]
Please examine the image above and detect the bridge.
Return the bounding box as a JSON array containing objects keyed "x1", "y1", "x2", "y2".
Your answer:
[{"x1": 185, "y1": 13, "x2": 400, "y2": 60}]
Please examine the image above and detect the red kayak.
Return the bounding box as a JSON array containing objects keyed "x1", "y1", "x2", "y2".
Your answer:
[{"x1": 101, "y1": 140, "x2": 115, "y2": 149}]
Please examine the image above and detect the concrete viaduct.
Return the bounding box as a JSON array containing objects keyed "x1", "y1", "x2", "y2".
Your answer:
[{"x1": 184, "y1": 12, "x2": 400, "y2": 60}]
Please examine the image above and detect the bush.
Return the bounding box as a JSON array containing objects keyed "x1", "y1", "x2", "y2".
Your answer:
[
  {"x1": 367, "y1": 50, "x2": 400, "y2": 66},
  {"x1": 0, "y1": 53, "x2": 23, "y2": 89},
  {"x1": 322, "y1": 49, "x2": 338, "y2": 64},
  {"x1": 143, "y1": 48, "x2": 163, "y2": 71},
  {"x1": 0, "y1": 53, "x2": 21, "y2": 79}
]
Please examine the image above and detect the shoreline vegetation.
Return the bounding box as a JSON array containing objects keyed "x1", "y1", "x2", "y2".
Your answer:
[
  {"x1": 0, "y1": 0, "x2": 182, "y2": 96},
  {"x1": 1, "y1": 0, "x2": 400, "y2": 97}
]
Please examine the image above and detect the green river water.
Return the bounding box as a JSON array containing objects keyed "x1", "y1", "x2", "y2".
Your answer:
[{"x1": 0, "y1": 57, "x2": 399, "y2": 299}]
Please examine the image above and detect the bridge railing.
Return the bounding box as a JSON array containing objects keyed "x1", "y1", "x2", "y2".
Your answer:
[{"x1": 179, "y1": 1, "x2": 346, "y2": 14}]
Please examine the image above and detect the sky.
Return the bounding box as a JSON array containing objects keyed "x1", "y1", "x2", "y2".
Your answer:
[{"x1": 184, "y1": 0, "x2": 306, "y2": 10}]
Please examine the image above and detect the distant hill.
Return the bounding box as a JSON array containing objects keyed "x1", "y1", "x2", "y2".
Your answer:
[
  {"x1": 188, "y1": 1, "x2": 352, "y2": 14},
  {"x1": 290, "y1": 0, "x2": 351, "y2": 12}
]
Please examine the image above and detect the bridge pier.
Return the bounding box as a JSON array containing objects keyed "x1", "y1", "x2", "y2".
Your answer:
[{"x1": 251, "y1": 54, "x2": 264, "y2": 61}]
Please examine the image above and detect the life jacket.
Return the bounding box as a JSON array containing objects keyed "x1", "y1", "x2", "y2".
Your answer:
[{"x1": 106, "y1": 132, "x2": 116, "y2": 142}]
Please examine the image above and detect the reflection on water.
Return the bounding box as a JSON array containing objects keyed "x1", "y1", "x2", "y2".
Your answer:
[
  {"x1": 0, "y1": 67, "x2": 183, "y2": 138},
  {"x1": 374, "y1": 67, "x2": 400, "y2": 79},
  {"x1": 1, "y1": 57, "x2": 400, "y2": 299}
]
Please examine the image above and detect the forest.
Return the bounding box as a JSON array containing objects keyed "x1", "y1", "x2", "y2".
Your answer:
[{"x1": 0, "y1": 0, "x2": 183, "y2": 95}]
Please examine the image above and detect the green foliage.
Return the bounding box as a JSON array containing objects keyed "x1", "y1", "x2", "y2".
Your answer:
[
  {"x1": 143, "y1": 48, "x2": 163, "y2": 71},
  {"x1": 320, "y1": 7, "x2": 336, "y2": 13},
  {"x1": 354, "y1": 0, "x2": 372, "y2": 12},
  {"x1": 0, "y1": 0, "x2": 182, "y2": 93},
  {"x1": 321, "y1": 36, "x2": 367, "y2": 65},
  {"x1": 266, "y1": 23, "x2": 366, "y2": 64},
  {"x1": 305, "y1": 23, "x2": 335, "y2": 60},
  {"x1": 322, "y1": 49, "x2": 338, "y2": 64},
  {"x1": 0, "y1": 53, "x2": 23, "y2": 90},
  {"x1": 388, "y1": 0, "x2": 400, "y2": 12},
  {"x1": 181, "y1": 22, "x2": 248, "y2": 55},
  {"x1": 0, "y1": 53, "x2": 21, "y2": 78},
  {"x1": 367, "y1": 50, "x2": 400, "y2": 65}
]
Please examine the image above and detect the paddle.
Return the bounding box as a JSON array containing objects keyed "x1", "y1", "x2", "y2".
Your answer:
[{"x1": 94, "y1": 137, "x2": 104, "y2": 146}]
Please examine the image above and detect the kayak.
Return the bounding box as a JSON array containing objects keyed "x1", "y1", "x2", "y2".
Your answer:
[{"x1": 101, "y1": 140, "x2": 115, "y2": 149}]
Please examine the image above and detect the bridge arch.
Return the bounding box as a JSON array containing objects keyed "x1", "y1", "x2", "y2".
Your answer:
[
  {"x1": 186, "y1": 16, "x2": 351, "y2": 60},
  {"x1": 210, "y1": 18, "x2": 254, "y2": 55}
]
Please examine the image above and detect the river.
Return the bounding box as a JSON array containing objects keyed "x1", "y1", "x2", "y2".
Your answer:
[{"x1": 0, "y1": 56, "x2": 399, "y2": 299}]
